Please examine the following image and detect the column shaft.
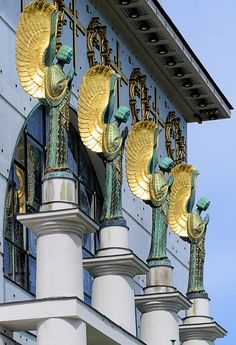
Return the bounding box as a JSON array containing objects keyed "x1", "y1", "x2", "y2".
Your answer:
[
  {"x1": 140, "y1": 310, "x2": 179, "y2": 345},
  {"x1": 37, "y1": 232, "x2": 83, "y2": 299},
  {"x1": 37, "y1": 318, "x2": 87, "y2": 345},
  {"x1": 92, "y1": 274, "x2": 136, "y2": 333}
]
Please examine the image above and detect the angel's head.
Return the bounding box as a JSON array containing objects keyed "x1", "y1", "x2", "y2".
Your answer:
[
  {"x1": 159, "y1": 157, "x2": 174, "y2": 172},
  {"x1": 196, "y1": 197, "x2": 210, "y2": 211},
  {"x1": 114, "y1": 106, "x2": 130, "y2": 123},
  {"x1": 56, "y1": 45, "x2": 73, "y2": 64}
]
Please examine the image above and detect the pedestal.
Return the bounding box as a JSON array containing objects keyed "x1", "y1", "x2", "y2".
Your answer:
[
  {"x1": 40, "y1": 172, "x2": 77, "y2": 211},
  {"x1": 180, "y1": 294, "x2": 227, "y2": 345},
  {"x1": 136, "y1": 266, "x2": 191, "y2": 345},
  {"x1": 84, "y1": 224, "x2": 149, "y2": 335},
  {"x1": 18, "y1": 173, "x2": 98, "y2": 345}
]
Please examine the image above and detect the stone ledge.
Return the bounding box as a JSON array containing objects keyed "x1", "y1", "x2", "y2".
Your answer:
[
  {"x1": 135, "y1": 291, "x2": 192, "y2": 314},
  {"x1": 180, "y1": 321, "x2": 227, "y2": 342},
  {"x1": 0, "y1": 297, "x2": 145, "y2": 345},
  {"x1": 17, "y1": 207, "x2": 99, "y2": 237},
  {"x1": 83, "y1": 253, "x2": 149, "y2": 277}
]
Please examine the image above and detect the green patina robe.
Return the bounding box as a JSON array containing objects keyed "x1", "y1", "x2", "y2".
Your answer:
[{"x1": 44, "y1": 64, "x2": 71, "y2": 172}]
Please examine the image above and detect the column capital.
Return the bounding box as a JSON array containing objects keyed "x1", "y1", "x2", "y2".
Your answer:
[
  {"x1": 17, "y1": 207, "x2": 98, "y2": 237},
  {"x1": 136, "y1": 291, "x2": 192, "y2": 314},
  {"x1": 180, "y1": 322, "x2": 227, "y2": 342},
  {"x1": 84, "y1": 253, "x2": 149, "y2": 277}
]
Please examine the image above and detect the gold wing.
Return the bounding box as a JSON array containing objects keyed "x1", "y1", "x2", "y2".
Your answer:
[
  {"x1": 168, "y1": 164, "x2": 198, "y2": 238},
  {"x1": 126, "y1": 120, "x2": 157, "y2": 200},
  {"x1": 16, "y1": 0, "x2": 57, "y2": 99},
  {"x1": 78, "y1": 65, "x2": 116, "y2": 152}
]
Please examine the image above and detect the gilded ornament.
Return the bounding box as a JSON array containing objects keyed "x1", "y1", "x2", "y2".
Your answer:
[
  {"x1": 168, "y1": 164, "x2": 199, "y2": 238},
  {"x1": 16, "y1": 0, "x2": 75, "y2": 174},
  {"x1": 187, "y1": 197, "x2": 210, "y2": 295},
  {"x1": 87, "y1": 18, "x2": 111, "y2": 68},
  {"x1": 27, "y1": 147, "x2": 36, "y2": 208},
  {"x1": 78, "y1": 65, "x2": 130, "y2": 226},
  {"x1": 126, "y1": 118, "x2": 175, "y2": 266},
  {"x1": 129, "y1": 68, "x2": 151, "y2": 124},
  {"x1": 165, "y1": 111, "x2": 187, "y2": 164},
  {"x1": 15, "y1": 166, "x2": 26, "y2": 214},
  {"x1": 126, "y1": 120, "x2": 157, "y2": 200}
]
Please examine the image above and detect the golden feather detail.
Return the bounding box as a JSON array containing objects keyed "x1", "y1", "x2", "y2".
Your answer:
[
  {"x1": 16, "y1": 0, "x2": 57, "y2": 99},
  {"x1": 16, "y1": 166, "x2": 26, "y2": 214},
  {"x1": 168, "y1": 164, "x2": 198, "y2": 238},
  {"x1": 126, "y1": 120, "x2": 157, "y2": 200},
  {"x1": 78, "y1": 65, "x2": 116, "y2": 152}
]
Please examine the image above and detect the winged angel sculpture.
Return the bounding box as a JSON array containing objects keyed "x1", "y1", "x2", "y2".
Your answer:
[
  {"x1": 16, "y1": 0, "x2": 74, "y2": 175},
  {"x1": 126, "y1": 120, "x2": 174, "y2": 266},
  {"x1": 169, "y1": 165, "x2": 210, "y2": 295},
  {"x1": 78, "y1": 65, "x2": 130, "y2": 226}
]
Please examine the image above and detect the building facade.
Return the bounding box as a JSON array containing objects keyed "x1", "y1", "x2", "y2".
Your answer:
[{"x1": 0, "y1": 0, "x2": 232, "y2": 344}]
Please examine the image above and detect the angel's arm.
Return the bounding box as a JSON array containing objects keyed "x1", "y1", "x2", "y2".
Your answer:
[
  {"x1": 188, "y1": 170, "x2": 199, "y2": 212},
  {"x1": 149, "y1": 126, "x2": 161, "y2": 175},
  {"x1": 68, "y1": 67, "x2": 75, "y2": 88},
  {"x1": 122, "y1": 127, "x2": 129, "y2": 142},
  {"x1": 167, "y1": 174, "x2": 174, "y2": 188},
  {"x1": 104, "y1": 74, "x2": 120, "y2": 124},
  {"x1": 45, "y1": 10, "x2": 58, "y2": 67}
]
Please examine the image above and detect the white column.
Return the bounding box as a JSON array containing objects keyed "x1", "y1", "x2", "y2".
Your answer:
[
  {"x1": 18, "y1": 174, "x2": 97, "y2": 345},
  {"x1": 180, "y1": 294, "x2": 227, "y2": 345},
  {"x1": 84, "y1": 224, "x2": 149, "y2": 335},
  {"x1": 136, "y1": 266, "x2": 191, "y2": 345},
  {"x1": 35, "y1": 219, "x2": 84, "y2": 299},
  {"x1": 37, "y1": 318, "x2": 86, "y2": 345}
]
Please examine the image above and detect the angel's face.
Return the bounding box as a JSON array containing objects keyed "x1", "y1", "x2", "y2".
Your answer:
[
  {"x1": 115, "y1": 106, "x2": 130, "y2": 123},
  {"x1": 57, "y1": 46, "x2": 73, "y2": 64},
  {"x1": 197, "y1": 197, "x2": 210, "y2": 211},
  {"x1": 159, "y1": 157, "x2": 174, "y2": 172}
]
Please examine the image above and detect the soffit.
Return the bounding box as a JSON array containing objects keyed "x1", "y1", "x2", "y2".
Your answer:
[{"x1": 95, "y1": 0, "x2": 233, "y2": 123}]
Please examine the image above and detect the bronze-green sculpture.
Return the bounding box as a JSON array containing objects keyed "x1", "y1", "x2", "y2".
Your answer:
[
  {"x1": 126, "y1": 120, "x2": 174, "y2": 266},
  {"x1": 187, "y1": 197, "x2": 210, "y2": 296},
  {"x1": 102, "y1": 107, "x2": 130, "y2": 225},
  {"x1": 45, "y1": 44, "x2": 74, "y2": 174},
  {"x1": 78, "y1": 65, "x2": 130, "y2": 226},
  {"x1": 16, "y1": 0, "x2": 74, "y2": 176},
  {"x1": 147, "y1": 157, "x2": 175, "y2": 266},
  {"x1": 168, "y1": 165, "x2": 210, "y2": 296}
]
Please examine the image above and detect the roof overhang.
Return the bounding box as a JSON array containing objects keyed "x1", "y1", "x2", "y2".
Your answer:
[
  {"x1": 95, "y1": 0, "x2": 233, "y2": 123},
  {"x1": 0, "y1": 297, "x2": 145, "y2": 345}
]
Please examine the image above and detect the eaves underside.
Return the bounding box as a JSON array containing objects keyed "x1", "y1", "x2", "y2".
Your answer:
[{"x1": 96, "y1": 0, "x2": 233, "y2": 123}]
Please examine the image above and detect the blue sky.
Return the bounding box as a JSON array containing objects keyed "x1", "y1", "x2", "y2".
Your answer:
[{"x1": 161, "y1": 1, "x2": 236, "y2": 343}]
